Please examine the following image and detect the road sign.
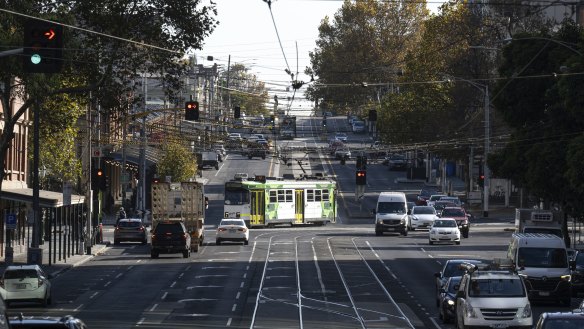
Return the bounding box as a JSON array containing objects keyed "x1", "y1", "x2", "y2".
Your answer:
[{"x1": 6, "y1": 213, "x2": 16, "y2": 230}]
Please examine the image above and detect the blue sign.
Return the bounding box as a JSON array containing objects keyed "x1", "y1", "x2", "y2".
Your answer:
[{"x1": 6, "y1": 213, "x2": 16, "y2": 230}]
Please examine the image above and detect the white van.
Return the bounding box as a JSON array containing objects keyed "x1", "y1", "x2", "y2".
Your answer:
[
  {"x1": 506, "y1": 233, "x2": 572, "y2": 305},
  {"x1": 373, "y1": 192, "x2": 409, "y2": 236}
]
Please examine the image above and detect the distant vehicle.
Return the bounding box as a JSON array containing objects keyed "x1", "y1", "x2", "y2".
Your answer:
[
  {"x1": 114, "y1": 218, "x2": 148, "y2": 245},
  {"x1": 387, "y1": 154, "x2": 407, "y2": 170},
  {"x1": 216, "y1": 218, "x2": 249, "y2": 245},
  {"x1": 233, "y1": 173, "x2": 249, "y2": 181},
  {"x1": 281, "y1": 129, "x2": 294, "y2": 140},
  {"x1": 228, "y1": 133, "x2": 242, "y2": 140},
  {"x1": 429, "y1": 218, "x2": 460, "y2": 245},
  {"x1": 438, "y1": 196, "x2": 463, "y2": 208},
  {"x1": 409, "y1": 205, "x2": 438, "y2": 230},
  {"x1": 352, "y1": 120, "x2": 366, "y2": 133},
  {"x1": 534, "y1": 312, "x2": 584, "y2": 329},
  {"x1": 0, "y1": 265, "x2": 52, "y2": 307},
  {"x1": 10, "y1": 314, "x2": 88, "y2": 329},
  {"x1": 213, "y1": 144, "x2": 227, "y2": 156},
  {"x1": 334, "y1": 148, "x2": 351, "y2": 159},
  {"x1": 324, "y1": 111, "x2": 333, "y2": 117},
  {"x1": 434, "y1": 259, "x2": 485, "y2": 307},
  {"x1": 440, "y1": 207, "x2": 470, "y2": 238},
  {"x1": 247, "y1": 148, "x2": 267, "y2": 160},
  {"x1": 373, "y1": 192, "x2": 408, "y2": 236},
  {"x1": 197, "y1": 151, "x2": 220, "y2": 170},
  {"x1": 427, "y1": 194, "x2": 448, "y2": 207},
  {"x1": 515, "y1": 209, "x2": 563, "y2": 237},
  {"x1": 417, "y1": 188, "x2": 440, "y2": 205},
  {"x1": 335, "y1": 132, "x2": 348, "y2": 142}
]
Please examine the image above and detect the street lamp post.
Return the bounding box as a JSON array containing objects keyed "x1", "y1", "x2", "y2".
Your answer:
[{"x1": 446, "y1": 76, "x2": 490, "y2": 217}]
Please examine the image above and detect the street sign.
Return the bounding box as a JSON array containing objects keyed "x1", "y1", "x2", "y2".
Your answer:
[
  {"x1": 63, "y1": 182, "x2": 72, "y2": 206},
  {"x1": 6, "y1": 213, "x2": 16, "y2": 230}
]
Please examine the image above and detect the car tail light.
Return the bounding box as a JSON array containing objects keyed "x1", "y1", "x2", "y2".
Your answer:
[
  {"x1": 238, "y1": 228, "x2": 248, "y2": 232},
  {"x1": 139, "y1": 227, "x2": 144, "y2": 232},
  {"x1": 218, "y1": 228, "x2": 226, "y2": 232}
]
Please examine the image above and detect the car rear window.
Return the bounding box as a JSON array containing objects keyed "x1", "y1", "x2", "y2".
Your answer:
[
  {"x1": 119, "y1": 221, "x2": 141, "y2": 228},
  {"x1": 221, "y1": 220, "x2": 244, "y2": 226},
  {"x1": 155, "y1": 223, "x2": 184, "y2": 234},
  {"x1": 4, "y1": 270, "x2": 38, "y2": 279}
]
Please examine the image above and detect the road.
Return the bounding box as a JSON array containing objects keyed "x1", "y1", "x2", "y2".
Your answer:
[{"x1": 6, "y1": 115, "x2": 579, "y2": 328}]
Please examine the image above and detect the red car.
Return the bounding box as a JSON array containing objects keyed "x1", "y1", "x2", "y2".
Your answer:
[{"x1": 440, "y1": 207, "x2": 470, "y2": 238}]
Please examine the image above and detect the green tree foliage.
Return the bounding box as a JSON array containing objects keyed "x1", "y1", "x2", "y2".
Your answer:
[
  {"x1": 491, "y1": 20, "x2": 584, "y2": 214},
  {"x1": 219, "y1": 63, "x2": 269, "y2": 117},
  {"x1": 156, "y1": 141, "x2": 197, "y2": 182},
  {"x1": 0, "y1": 0, "x2": 217, "y2": 193},
  {"x1": 307, "y1": 0, "x2": 428, "y2": 116}
]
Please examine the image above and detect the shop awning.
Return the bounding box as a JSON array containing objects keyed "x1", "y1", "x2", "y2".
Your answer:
[{"x1": 0, "y1": 188, "x2": 85, "y2": 208}]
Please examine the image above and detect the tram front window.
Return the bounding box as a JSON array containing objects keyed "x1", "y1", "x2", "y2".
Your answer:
[{"x1": 225, "y1": 189, "x2": 250, "y2": 205}]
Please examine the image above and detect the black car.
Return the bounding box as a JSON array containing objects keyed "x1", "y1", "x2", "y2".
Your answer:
[
  {"x1": 572, "y1": 251, "x2": 584, "y2": 296},
  {"x1": 150, "y1": 221, "x2": 191, "y2": 259},
  {"x1": 437, "y1": 276, "x2": 461, "y2": 323},
  {"x1": 10, "y1": 314, "x2": 87, "y2": 329},
  {"x1": 247, "y1": 148, "x2": 266, "y2": 160},
  {"x1": 534, "y1": 311, "x2": 584, "y2": 329}
]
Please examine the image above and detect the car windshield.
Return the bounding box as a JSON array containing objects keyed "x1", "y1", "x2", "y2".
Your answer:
[
  {"x1": 433, "y1": 220, "x2": 457, "y2": 228},
  {"x1": 517, "y1": 247, "x2": 568, "y2": 268},
  {"x1": 413, "y1": 207, "x2": 435, "y2": 215},
  {"x1": 430, "y1": 195, "x2": 445, "y2": 201},
  {"x1": 4, "y1": 269, "x2": 38, "y2": 279},
  {"x1": 468, "y1": 278, "x2": 525, "y2": 297},
  {"x1": 441, "y1": 209, "x2": 465, "y2": 217},
  {"x1": 377, "y1": 202, "x2": 405, "y2": 214},
  {"x1": 447, "y1": 277, "x2": 462, "y2": 293},
  {"x1": 542, "y1": 319, "x2": 584, "y2": 329}
]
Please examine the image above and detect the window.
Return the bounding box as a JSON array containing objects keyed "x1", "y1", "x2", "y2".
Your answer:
[{"x1": 269, "y1": 190, "x2": 277, "y2": 203}]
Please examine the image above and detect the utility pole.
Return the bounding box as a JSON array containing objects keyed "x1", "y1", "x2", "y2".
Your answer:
[{"x1": 483, "y1": 85, "x2": 490, "y2": 217}]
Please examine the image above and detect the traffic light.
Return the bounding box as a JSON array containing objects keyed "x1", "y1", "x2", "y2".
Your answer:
[
  {"x1": 152, "y1": 177, "x2": 160, "y2": 184},
  {"x1": 478, "y1": 175, "x2": 485, "y2": 188},
  {"x1": 92, "y1": 168, "x2": 104, "y2": 191},
  {"x1": 102, "y1": 176, "x2": 110, "y2": 190},
  {"x1": 322, "y1": 118, "x2": 327, "y2": 127},
  {"x1": 356, "y1": 155, "x2": 367, "y2": 170},
  {"x1": 234, "y1": 106, "x2": 241, "y2": 119},
  {"x1": 356, "y1": 170, "x2": 367, "y2": 185},
  {"x1": 185, "y1": 101, "x2": 199, "y2": 121},
  {"x1": 368, "y1": 109, "x2": 378, "y2": 121},
  {"x1": 23, "y1": 20, "x2": 63, "y2": 73}
]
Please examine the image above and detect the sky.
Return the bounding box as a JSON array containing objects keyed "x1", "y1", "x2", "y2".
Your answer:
[{"x1": 199, "y1": 0, "x2": 443, "y2": 112}]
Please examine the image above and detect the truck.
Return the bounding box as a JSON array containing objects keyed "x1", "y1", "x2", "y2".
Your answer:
[
  {"x1": 197, "y1": 151, "x2": 219, "y2": 170},
  {"x1": 515, "y1": 208, "x2": 563, "y2": 238},
  {"x1": 151, "y1": 181, "x2": 207, "y2": 252}
]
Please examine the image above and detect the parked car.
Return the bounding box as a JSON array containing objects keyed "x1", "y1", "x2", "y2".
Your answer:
[
  {"x1": 334, "y1": 148, "x2": 351, "y2": 160},
  {"x1": 429, "y1": 218, "x2": 460, "y2": 245},
  {"x1": 439, "y1": 207, "x2": 470, "y2": 238},
  {"x1": 10, "y1": 314, "x2": 88, "y2": 329},
  {"x1": 216, "y1": 218, "x2": 249, "y2": 245},
  {"x1": 437, "y1": 276, "x2": 462, "y2": 323},
  {"x1": 114, "y1": 218, "x2": 148, "y2": 245},
  {"x1": 0, "y1": 265, "x2": 52, "y2": 307}
]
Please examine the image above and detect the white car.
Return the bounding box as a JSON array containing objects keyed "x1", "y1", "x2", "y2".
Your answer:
[
  {"x1": 429, "y1": 218, "x2": 461, "y2": 245},
  {"x1": 409, "y1": 206, "x2": 439, "y2": 230},
  {"x1": 427, "y1": 194, "x2": 448, "y2": 207},
  {"x1": 216, "y1": 218, "x2": 249, "y2": 245},
  {"x1": 0, "y1": 265, "x2": 52, "y2": 307},
  {"x1": 335, "y1": 133, "x2": 348, "y2": 142}
]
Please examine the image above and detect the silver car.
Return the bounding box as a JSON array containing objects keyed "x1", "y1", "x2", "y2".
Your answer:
[{"x1": 114, "y1": 218, "x2": 148, "y2": 245}]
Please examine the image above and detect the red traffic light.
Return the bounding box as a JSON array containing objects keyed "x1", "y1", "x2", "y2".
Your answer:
[
  {"x1": 356, "y1": 170, "x2": 367, "y2": 185},
  {"x1": 96, "y1": 168, "x2": 104, "y2": 177},
  {"x1": 185, "y1": 101, "x2": 200, "y2": 121},
  {"x1": 44, "y1": 29, "x2": 56, "y2": 40}
]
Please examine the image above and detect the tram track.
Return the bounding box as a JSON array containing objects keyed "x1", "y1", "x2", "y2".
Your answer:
[{"x1": 248, "y1": 234, "x2": 416, "y2": 329}]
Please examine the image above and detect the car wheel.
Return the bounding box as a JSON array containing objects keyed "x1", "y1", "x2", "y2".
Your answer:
[
  {"x1": 244, "y1": 240, "x2": 249, "y2": 245},
  {"x1": 248, "y1": 156, "x2": 252, "y2": 159},
  {"x1": 150, "y1": 251, "x2": 159, "y2": 259},
  {"x1": 216, "y1": 239, "x2": 221, "y2": 245},
  {"x1": 375, "y1": 231, "x2": 382, "y2": 236},
  {"x1": 455, "y1": 241, "x2": 461, "y2": 245},
  {"x1": 183, "y1": 250, "x2": 190, "y2": 258},
  {"x1": 410, "y1": 227, "x2": 416, "y2": 231},
  {"x1": 429, "y1": 240, "x2": 434, "y2": 245},
  {"x1": 402, "y1": 230, "x2": 408, "y2": 236},
  {"x1": 114, "y1": 239, "x2": 119, "y2": 245}
]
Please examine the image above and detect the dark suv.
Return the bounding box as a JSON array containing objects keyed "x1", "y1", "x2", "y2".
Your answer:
[{"x1": 150, "y1": 221, "x2": 191, "y2": 259}]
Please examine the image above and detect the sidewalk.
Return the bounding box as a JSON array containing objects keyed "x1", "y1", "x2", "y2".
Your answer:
[{"x1": 0, "y1": 218, "x2": 115, "y2": 278}]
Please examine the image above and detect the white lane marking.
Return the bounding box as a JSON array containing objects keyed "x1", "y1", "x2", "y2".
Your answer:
[
  {"x1": 170, "y1": 281, "x2": 177, "y2": 288},
  {"x1": 161, "y1": 292, "x2": 168, "y2": 300},
  {"x1": 74, "y1": 304, "x2": 83, "y2": 312},
  {"x1": 236, "y1": 292, "x2": 241, "y2": 300},
  {"x1": 149, "y1": 304, "x2": 158, "y2": 312},
  {"x1": 232, "y1": 304, "x2": 237, "y2": 312},
  {"x1": 226, "y1": 318, "x2": 232, "y2": 326},
  {"x1": 90, "y1": 292, "x2": 99, "y2": 299}
]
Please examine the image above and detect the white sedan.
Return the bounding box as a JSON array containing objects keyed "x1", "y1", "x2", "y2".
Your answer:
[
  {"x1": 335, "y1": 133, "x2": 348, "y2": 142},
  {"x1": 216, "y1": 218, "x2": 249, "y2": 245},
  {"x1": 429, "y1": 218, "x2": 461, "y2": 245},
  {"x1": 0, "y1": 265, "x2": 52, "y2": 307},
  {"x1": 409, "y1": 206, "x2": 438, "y2": 230}
]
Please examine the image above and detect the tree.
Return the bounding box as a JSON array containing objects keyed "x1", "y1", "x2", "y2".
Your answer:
[
  {"x1": 219, "y1": 63, "x2": 269, "y2": 117},
  {"x1": 156, "y1": 141, "x2": 197, "y2": 182},
  {"x1": 0, "y1": 0, "x2": 218, "y2": 195},
  {"x1": 306, "y1": 0, "x2": 428, "y2": 116}
]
